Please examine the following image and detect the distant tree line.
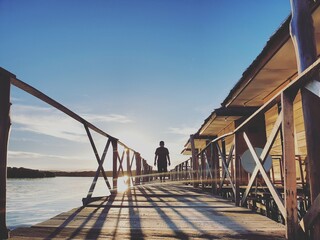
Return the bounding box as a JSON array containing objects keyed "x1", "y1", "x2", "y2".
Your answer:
[
  {"x1": 7, "y1": 167, "x2": 140, "y2": 178},
  {"x1": 7, "y1": 167, "x2": 56, "y2": 178}
]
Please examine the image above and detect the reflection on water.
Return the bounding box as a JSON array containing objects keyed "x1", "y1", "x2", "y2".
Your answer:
[{"x1": 7, "y1": 177, "x2": 111, "y2": 230}]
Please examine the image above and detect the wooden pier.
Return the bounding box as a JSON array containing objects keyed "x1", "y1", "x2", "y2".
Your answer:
[
  {"x1": 10, "y1": 183, "x2": 285, "y2": 240},
  {"x1": 3, "y1": 2, "x2": 320, "y2": 240}
]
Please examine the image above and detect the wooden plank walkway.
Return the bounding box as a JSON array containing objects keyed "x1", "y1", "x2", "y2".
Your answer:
[{"x1": 11, "y1": 183, "x2": 285, "y2": 239}]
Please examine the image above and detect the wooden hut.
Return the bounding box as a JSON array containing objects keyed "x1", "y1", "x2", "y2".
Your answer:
[{"x1": 177, "y1": 1, "x2": 320, "y2": 239}]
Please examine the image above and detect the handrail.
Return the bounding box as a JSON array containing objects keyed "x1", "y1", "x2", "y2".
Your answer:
[
  {"x1": 6, "y1": 72, "x2": 153, "y2": 185},
  {"x1": 170, "y1": 57, "x2": 320, "y2": 238},
  {"x1": 10, "y1": 77, "x2": 135, "y2": 151},
  {"x1": 1, "y1": 67, "x2": 155, "y2": 238}
]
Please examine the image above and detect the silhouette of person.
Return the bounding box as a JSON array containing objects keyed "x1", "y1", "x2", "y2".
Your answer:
[{"x1": 154, "y1": 141, "x2": 171, "y2": 182}]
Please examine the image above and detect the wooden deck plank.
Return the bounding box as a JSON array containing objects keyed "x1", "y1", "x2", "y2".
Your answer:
[{"x1": 10, "y1": 183, "x2": 285, "y2": 239}]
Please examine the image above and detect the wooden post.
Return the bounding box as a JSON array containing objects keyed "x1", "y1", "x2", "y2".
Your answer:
[
  {"x1": 0, "y1": 69, "x2": 13, "y2": 239},
  {"x1": 234, "y1": 118, "x2": 251, "y2": 206},
  {"x1": 111, "y1": 138, "x2": 118, "y2": 190},
  {"x1": 143, "y1": 159, "x2": 147, "y2": 183},
  {"x1": 205, "y1": 140, "x2": 212, "y2": 190},
  {"x1": 211, "y1": 142, "x2": 219, "y2": 195},
  {"x1": 126, "y1": 148, "x2": 131, "y2": 186},
  {"x1": 201, "y1": 151, "x2": 206, "y2": 190},
  {"x1": 234, "y1": 131, "x2": 241, "y2": 207},
  {"x1": 190, "y1": 135, "x2": 199, "y2": 187},
  {"x1": 221, "y1": 139, "x2": 226, "y2": 189},
  {"x1": 282, "y1": 91, "x2": 298, "y2": 239},
  {"x1": 290, "y1": 0, "x2": 320, "y2": 238},
  {"x1": 135, "y1": 152, "x2": 141, "y2": 185}
]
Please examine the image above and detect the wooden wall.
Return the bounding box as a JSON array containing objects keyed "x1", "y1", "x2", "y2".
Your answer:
[{"x1": 264, "y1": 91, "x2": 307, "y2": 185}]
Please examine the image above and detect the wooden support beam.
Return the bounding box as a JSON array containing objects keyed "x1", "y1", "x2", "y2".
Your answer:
[
  {"x1": 0, "y1": 70, "x2": 13, "y2": 239},
  {"x1": 84, "y1": 125, "x2": 112, "y2": 191},
  {"x1": 234, "y1": 118, "x2": 250, "y2": 207},
  {"x1": 184, "y1": 159, "x2": 187, "y2": 181},
  {"x1": 83, "y1": 127, "x2": 112, "y2": 205},
  {"x1": 201, "y1": 152, "x2": 206, "y2": 189},
  {"x1": 126, "y1": 149, "x2": 131, "y2": 186},
  {"x1": 290, "y1": 0, "x2": 320, "y2": 238},
  {"x1": 190, "y1": 134, "x2": 199, "y2": 187},
  {"x1": 117, "y1": 150, "x2": 125, "y2": 177},
  {"x1": 216, "y1": 143, "x2": 236, "y2": 195},
  {"x1": 211, "y1": 143, "x2": 219, "y2": 195},
  {"x1": 218, "y1": 144, "x2": 234, "y2": 190},
  {"x1": 300, "y1": 193, "x2": 320, "y2": 232},
  {"x1": 241, "y1": 112, "x2": 282, "y2": 206},
  {"x1": 135, "y1": 153, "x2": 141, "y2": 185},
  {"x1": 112, "y1": 138, "x2": 118, "y2": 190},
  {"x1": 282, "y1": 91, "x2": 298, "y2": 239},
  {"x1": 205, "y1": 141, "x2": 213, "y2": 189},
  {"x1": 243, "y1": 132, "x2": 286, "y2": 218}
]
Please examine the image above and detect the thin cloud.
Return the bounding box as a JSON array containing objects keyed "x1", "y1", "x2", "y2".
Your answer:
[
  {"x1": 168, "y1": 126, "x2": 198, "y2": 136},
  {"x1": 83, "y1": 113, "x2": 132, "y2": 124},
  {"x1": 11, "y1": 104, "x2": 132, "y2": 142},
  {"x1": 8, "y1": 150, "x2": 82, "y2": 160},
  {"x1": 11, "y1": 104, "x2": 86, "y2": 142}
]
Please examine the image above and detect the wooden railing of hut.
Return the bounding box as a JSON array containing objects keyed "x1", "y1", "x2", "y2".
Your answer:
[
  {"x1": 0, "y1": 68, "x2": 153, "y2": 239},
  {"x1": 171, "y1": 58, "x2": 320, "y2": 240},
  {"x1": 172, "y1": 2, "x2": 320, "y2": 239}
]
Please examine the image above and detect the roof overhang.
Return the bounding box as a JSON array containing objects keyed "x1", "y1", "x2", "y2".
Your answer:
[
  {"x1": 222, "y1": 2, "x2": 320, "y2": 107},
  {"x1": 181, "y1": 107, "x2": 257, "y2": 155},
  {"x1": 199, "y1": 107, "x2": 258, "y2": 136}
]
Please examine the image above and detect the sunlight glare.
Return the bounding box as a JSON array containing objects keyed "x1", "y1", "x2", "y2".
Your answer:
[{"x1": 117, "y1": 175, "x2": 129, "y2": 192}]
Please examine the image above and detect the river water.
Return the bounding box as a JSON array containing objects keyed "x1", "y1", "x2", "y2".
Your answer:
[{"x1": 6, "y1": 177, "x2": 111, "y2": 230}]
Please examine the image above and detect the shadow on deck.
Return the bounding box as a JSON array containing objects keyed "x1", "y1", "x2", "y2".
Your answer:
[{"x1": 11, "y1": 182, "x2": 285, "y2": 240}]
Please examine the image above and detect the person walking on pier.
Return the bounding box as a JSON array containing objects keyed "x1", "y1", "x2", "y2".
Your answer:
[{"x1": 154, "y1": 141, "x2": 171, "y2": 182}]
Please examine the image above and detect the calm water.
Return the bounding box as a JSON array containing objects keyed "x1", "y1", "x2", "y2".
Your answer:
[{"x1": 7, "y1": 177, "x2": 111, "y2": 230}]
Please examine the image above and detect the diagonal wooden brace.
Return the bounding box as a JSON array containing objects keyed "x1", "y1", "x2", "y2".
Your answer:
[
  {"x1": 300, "y1": 193, "x2": 320, "y2": 232},
  {"x1": 204, "y1": 151, "x2": 213, "y2": 179},
  {"x1": 84, "y1": 124, "x2": 112, "y2": 189},
  {"x1": 84, "y1": 125, "x2": 112, "y2": 204},
  {"x1": 219, "y1": 144, "x2": 235, "y2": 190},
  {"x1": 216, "y1": 143, "x2": 236, "y2": 195},
  {"x1": 243, "y1": 132, "x2": 286, "y2": 217},
  {"x1": 117, "y1": 149, "x2": 125, "y2": 177},
  {"x1": 241, "y1": 111, "x2": 283, "y2": 207}
]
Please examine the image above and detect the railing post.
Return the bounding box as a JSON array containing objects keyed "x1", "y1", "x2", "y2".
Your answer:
[
  {"x1": 234, "y1": 133, "x2": 241, "y2": 207},
  {"x1": 201, "y1": 152, "x2": 206, "y2": 190},
  {"x1": 234, "y1": 116, "x2": 250, "y2": 207},
  {"x1": 126, "y1": 148, "x2": 131, "y2": 186},
  {"x1": 282, "y1": 91, "x2": 298, "y2": 238},
  {"x1": 205, "y1": 141, "x2": 212, "y2": 192},
  {"x1": 290, "y1": 0, "x2": 320, "y2": 238},
  {"x1": 183, "y1": 161, "x2": 187, "y2": 182},
  {"x1": 135, "y1": 152, "x2": 141, "y2": 185},
  {"x1": 175, "y1": 166, "x2": 178, "y2": 181},
  {"x1": 190, "y1": 134, "x2": 199, "y2": 187},
  {"x1": 149, "y1": 166, "x2": 152, "y2": 182},
  {"x1": 221, "y1": 138, "x2": 226, "y2": 190},
  {"x1": 212, "y1": 142, "x2": 219, "y2": 195},
  {"x1": 143, "y1": 159, "x2": 147, "y2": 183},
  {"x1": 0, "y1": 69, "x2": 13, "y2": 239},
  {"x1": 111, "y1": 138, "x2": 118, "y2": 191}
]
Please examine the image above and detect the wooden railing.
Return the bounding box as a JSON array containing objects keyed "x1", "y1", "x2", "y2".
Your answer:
[
  {"x1": 0, "y1": 67, "x2": 153, "y2": 238},
  {"x1": 171, "y1": 57, "x2": 320, "y2": 239}
]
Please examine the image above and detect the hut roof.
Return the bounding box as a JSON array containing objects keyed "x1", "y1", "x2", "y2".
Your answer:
[{"x1": 182, "y1": 1, "x2": 320, "y2": 155}]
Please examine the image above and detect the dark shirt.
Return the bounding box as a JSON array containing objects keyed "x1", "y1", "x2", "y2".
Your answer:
[{"x1": 155, "y1": 146, "x2": 169, "y2": 164}]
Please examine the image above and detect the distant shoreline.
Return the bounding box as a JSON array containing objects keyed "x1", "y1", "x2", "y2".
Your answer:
[{"x1": 7, "y1": 167, "x2": 114, "y2": 178}]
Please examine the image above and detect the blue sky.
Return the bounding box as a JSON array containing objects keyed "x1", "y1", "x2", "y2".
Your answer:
[{"x1": 0, "y1": 0, "x2": 290, "y2": 171}]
